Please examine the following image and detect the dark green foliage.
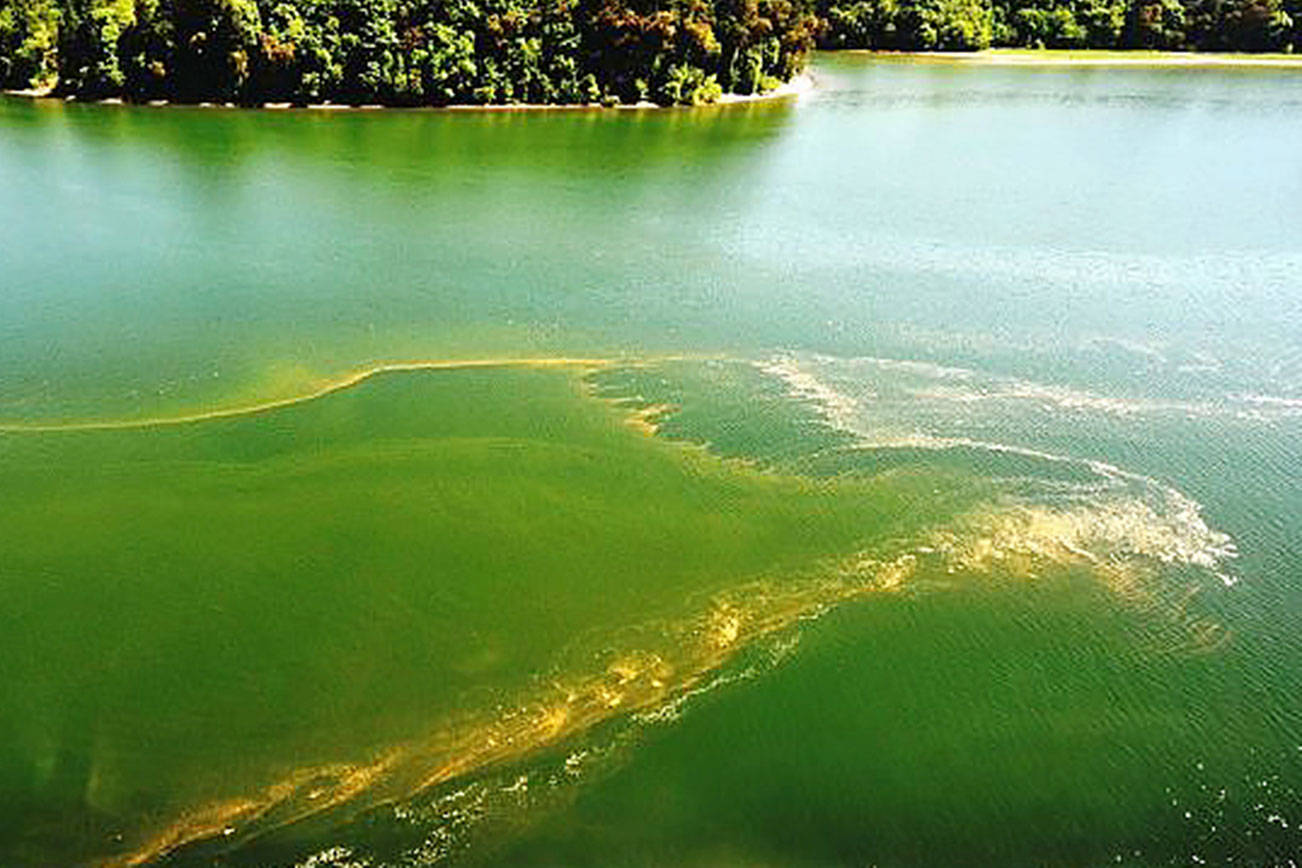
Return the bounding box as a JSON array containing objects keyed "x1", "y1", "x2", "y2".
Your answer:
[
  {"x1": 817, "y1": 0, "x2": 1300, "y2": 50},
  {"x1": 0, "y1": 0, "x2": 819, "y2": 103},
  {"x1": 1, "y1": 0, "x2": 63, "y2": 86},
  {"x1": 4, "y1": 0, "x2": 1296, "y2": 102}
]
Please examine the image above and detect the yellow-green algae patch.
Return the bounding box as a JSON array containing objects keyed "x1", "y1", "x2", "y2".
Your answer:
[
  {"x1": 0, "y1": 362, "x2": 1233, "y2": 864},
  {"x1": 0, "y1": 363, "x2": 985, "y2": 865},
  {"x1": 0, "y1": 357, "x2": 613, "y2": 433}
]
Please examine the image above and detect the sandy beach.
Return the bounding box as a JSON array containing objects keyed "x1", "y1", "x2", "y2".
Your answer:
[{"x1": 861, "y1": 49, "x2": 1302, "y2": 68}]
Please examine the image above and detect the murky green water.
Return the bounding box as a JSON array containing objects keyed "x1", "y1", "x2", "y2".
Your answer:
[{"x1": 1, "y1": 55, "x2": 1300, "y2": 865}]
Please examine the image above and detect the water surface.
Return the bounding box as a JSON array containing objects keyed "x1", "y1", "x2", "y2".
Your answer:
[{"x1": 1, "y1": 55, "x2": 1300, "y2": 865}]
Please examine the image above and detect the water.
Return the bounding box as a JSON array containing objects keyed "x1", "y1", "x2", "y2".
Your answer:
[{"x1": 1, "y1": 55, "x2": 1300, "y2": 865}]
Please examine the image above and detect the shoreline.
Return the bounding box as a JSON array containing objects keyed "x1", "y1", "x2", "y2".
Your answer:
[
  {"x1": 853, "y1": 49, "x2": 1302, "y2": 68},
  {"x1": 1, "y1": 73, "x2": 813, "y2": 112},
  {"x1": 7, "y1": 47, "x2": 1302, "y2": 109}
]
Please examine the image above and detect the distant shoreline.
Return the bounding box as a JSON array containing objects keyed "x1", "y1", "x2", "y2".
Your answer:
[
  {"x1": 851, "y1": 49, "x2": 1302, "y2": 69},
  {"x1": 1, "y1": 74, "x2": 813, "y2": 112}
]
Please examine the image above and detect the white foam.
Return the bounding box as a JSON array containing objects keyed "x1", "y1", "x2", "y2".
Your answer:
[
  {"x1": 805, "y1": 351, "x2": 1302, "y2": 423},
  {"x1": 1231, "y1": 393, "x2": 1302, "y2": 410},
  {"x1": 295, "y1": 846, "x2": 372, "y2": 868},
  {"x1": 755, "y1": 356, "x2": 864, "y2": 434},
  {"x1": 757, "y1": 354, "x2": 1240, "y2": 586}
]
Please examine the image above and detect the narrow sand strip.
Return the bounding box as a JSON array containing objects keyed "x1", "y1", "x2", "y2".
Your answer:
[{"x1": 862, "y1": 50, "x2": 1302, "y2": 68}]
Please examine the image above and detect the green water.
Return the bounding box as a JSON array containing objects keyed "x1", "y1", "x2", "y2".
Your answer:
[{"x1": 1, "y1": 56, "x2": 1300, "y2": 865}]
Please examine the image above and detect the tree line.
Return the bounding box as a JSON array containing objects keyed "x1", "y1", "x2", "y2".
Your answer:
[
  {"x1": 816, "y1": 0, "x2": 1300, "y2": 52},
  {"x1": 1, "y1": 0, "x2": 1297, "y2": 107},
  {"x1": 0, "y1": 0, "x2": 817, "y2": 104}
]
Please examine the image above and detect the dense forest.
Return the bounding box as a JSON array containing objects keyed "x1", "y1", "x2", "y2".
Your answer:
[
  {"x1": 817, "y1": 0, "x2": 1301, "y2": 52},
  {"x1": 0, "y1": 0, "x2": 1297, "y2": 106},
  {"x1": 0, "y1": 0, "x2": 817, "y2": 105}
]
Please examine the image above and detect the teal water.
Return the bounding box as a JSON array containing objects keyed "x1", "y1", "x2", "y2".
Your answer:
[{"x1": 1, "y1": 55, "x2": 1300, "y2": 865}]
